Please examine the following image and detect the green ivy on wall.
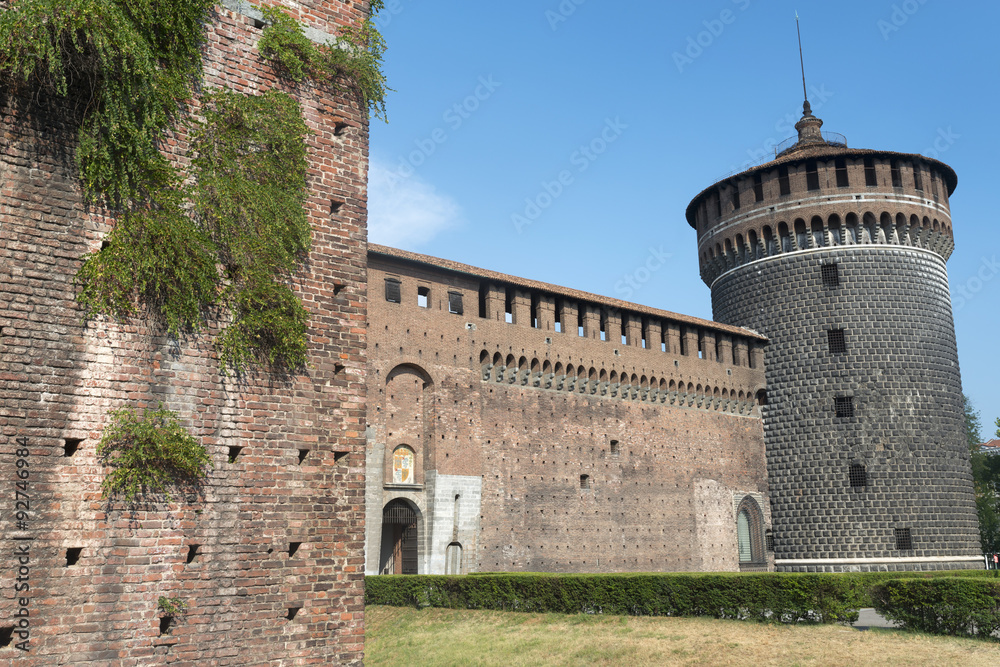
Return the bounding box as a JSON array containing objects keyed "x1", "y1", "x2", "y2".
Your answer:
[
  {"x1": 259, "y1": 1, "x2": 389, "y2": 121},
  {"x1": 0, "y1": 0, "x2": 387, "y2": 373}
]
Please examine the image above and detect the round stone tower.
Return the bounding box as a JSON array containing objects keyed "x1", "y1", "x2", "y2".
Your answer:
[{"x1": 687, "y1": 102, "x2": 982, "y2": 572}]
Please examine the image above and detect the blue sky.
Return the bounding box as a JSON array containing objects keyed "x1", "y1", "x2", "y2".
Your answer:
[{"x1": 367, "y1": 0, "x2": 1000, "y2": 431}]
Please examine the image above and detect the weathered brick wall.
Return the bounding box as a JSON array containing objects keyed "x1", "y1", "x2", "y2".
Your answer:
[
  {"x1": 0, "y1": 2, "x2": 369, "y2": 663},
  {"x1": 366, "y1": 248, "x2": 771, "y2": 575}
]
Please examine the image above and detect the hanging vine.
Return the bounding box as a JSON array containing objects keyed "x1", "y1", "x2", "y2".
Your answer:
[{"x1": 0, "y1": 0, "x2": 387, "y2": 374}]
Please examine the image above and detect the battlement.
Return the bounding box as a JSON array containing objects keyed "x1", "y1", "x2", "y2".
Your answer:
[{"x1": 686, "y1": 150, "x2": 957, "y2": 286}]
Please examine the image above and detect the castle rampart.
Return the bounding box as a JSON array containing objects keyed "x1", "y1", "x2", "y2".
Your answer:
[{"x1": 366, "y1": 244, "x2": 772, "y2": 575}]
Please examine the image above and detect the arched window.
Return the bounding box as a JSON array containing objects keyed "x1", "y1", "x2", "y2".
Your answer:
[
  {"x1": 392, "y1": 445, "x2": 415, "y2": 485},
  {"x1": 736, "y1": 496, "x2": 766, "y2": 571}
]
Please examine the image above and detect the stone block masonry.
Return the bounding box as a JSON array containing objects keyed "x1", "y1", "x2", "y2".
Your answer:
[{"x1": 0, "y1": 2, "x2": 369, "y2": 663}]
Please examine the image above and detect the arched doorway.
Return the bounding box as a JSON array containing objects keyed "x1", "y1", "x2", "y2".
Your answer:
[
  {"x1": 736, "y1": 495, "x2": 766, "y2": 572},
  {"x1": 380, "y1": 499, "x2": 418, "y2": 574}
]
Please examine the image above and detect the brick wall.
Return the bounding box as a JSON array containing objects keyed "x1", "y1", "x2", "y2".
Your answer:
[
  {"x1": 0, "y1": 2, "x2": 369, "y2": 663},
  {"x1": 366, "y1": 248, "x2": 772, "y2": 575}
]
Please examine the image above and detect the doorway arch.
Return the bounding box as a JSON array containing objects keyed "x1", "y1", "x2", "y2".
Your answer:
[{"x1": 380, "y1": 498, "x2": 419, "y2": 574}]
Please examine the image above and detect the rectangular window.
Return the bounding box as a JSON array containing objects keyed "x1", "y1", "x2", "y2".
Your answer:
[
  {"x1": 913, "y1": 164, "x2": 923, "y2": 191},
  {"x1": 828, "y1": 328, "x2": 847, "y2": 354},
  {"x1": 835, "y1": 157, "x2": 849, "y2": 187},
  {"x1": 753, "y1": 173, "x2": 764, "y2": 202},
  {"x1": 417, "y1": 285, "x2": 429, "y2": 308},
  {"x1": 849, "y1": 463, "x2": 868, "y2": 488},
  {"x1": 448, "y1": 291, "x2": 463, "y2": 315},
  {"x1": 731, "y1": 186, "x2": 740, "y2": 210},
  {"x1": 385, "y1": 278, "x2": 401, "y2": 303},
  {"x1": 864, "y1": 158, "x2": 878, "y2": 186},
  {"x1": 835, "y1": 396, "x2": 854, "y2": 418},
  {"x1": 931, "y1": 171, "x2": 939, "y2": 199},
  {"x1": 821, "y1": 263, "x2": 840, "y2": 288},
  {"x1": 778, "y1": 166, "x2": 791, "y2": 195},
  {"x1": 894, "y1": 527, "x2": 913, "y2": 550},
  {"x1": 890, "y1": 160, "x2": 902, "y2": 188},
  {"x1": 806, "y1": 159, "x2": 820, "y2": 191},
  {"x1": 715, "y1": 192, "x2": 722, "y2": 218}
]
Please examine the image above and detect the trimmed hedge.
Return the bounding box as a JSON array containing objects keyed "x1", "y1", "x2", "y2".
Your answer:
[
  {"x1": 871, "y1": 578, "x2": 1000, "y2": 641},
  {"x1": 366, "y1": 573, "x2": 864, "y2": 623},
  {"x1": 366, "y1": 570, "x2": 1000, "y2": 626}
]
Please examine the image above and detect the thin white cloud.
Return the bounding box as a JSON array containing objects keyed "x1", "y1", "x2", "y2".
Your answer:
[{"x1": 367, "y1": 157, "x2": 461, "y2": 248}]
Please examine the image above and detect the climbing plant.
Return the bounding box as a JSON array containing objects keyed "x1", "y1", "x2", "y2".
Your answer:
[
  {"x1": 0, "y1": 0, "x2": 213, "y2": 208},
  {"x1": 1, "y1": 0, "x2": 387, "y2": 373},
  {"x1": 258, "y1": 1, "x2": 390, "y2": 121},
  {"x1": 96, "y1": 405, "x2": 213, "y2": 503}
]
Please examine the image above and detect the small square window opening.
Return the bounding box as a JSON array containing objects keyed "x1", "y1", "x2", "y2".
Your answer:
[{"x1": 835, "y1": 396, "x2": 854, "y2": 418}]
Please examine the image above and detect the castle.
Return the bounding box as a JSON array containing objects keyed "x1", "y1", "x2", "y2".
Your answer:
[
  {"x1": 0, "y1": 0, "x2": 983, "y2": 663},
  {"x1": 364, "y1": 101, "x2": 982, "y2": 576}
]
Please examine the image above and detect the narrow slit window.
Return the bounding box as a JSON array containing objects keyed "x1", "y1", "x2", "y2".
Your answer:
[
  {"x1": 835, "y1": 396, "x2": 854, "y2": 418},
  {"x1": 417, "y1": 286, "x2": 430, "y2": 308},
  {"x1": 835, "y1": 157, "x2": 849, "y2": 187},
  {"x1": 448, "y1": 291, "x2": 463, "y2": 315},
  {"x1": 385, "y1": 278, "x2": 401, "y2": 304},
  {"x1": 827, "y1": 329, "x2": 847, "y2": 354}
]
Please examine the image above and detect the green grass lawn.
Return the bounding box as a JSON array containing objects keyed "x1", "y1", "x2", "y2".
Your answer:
[{"x1": 365, "y1": 606, "x2": 999, "y2": 666}]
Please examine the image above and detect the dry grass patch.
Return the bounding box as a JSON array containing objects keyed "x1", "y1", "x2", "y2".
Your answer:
[{"x1": 365, "y1": 605, "x2": 999, "y2": 666}]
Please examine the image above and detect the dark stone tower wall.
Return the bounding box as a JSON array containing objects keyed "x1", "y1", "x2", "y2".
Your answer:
[
  {"x1": 687, "y1": 115, "x2": 983, "y2": 572},
  {"x1": 713, "y1": 247, "x2": 980, "y2": 570}
]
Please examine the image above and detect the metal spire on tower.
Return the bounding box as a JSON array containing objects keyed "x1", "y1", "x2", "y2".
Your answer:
[{"x1": 796, "y1": 12, "x2": 811, "y2": 115}]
